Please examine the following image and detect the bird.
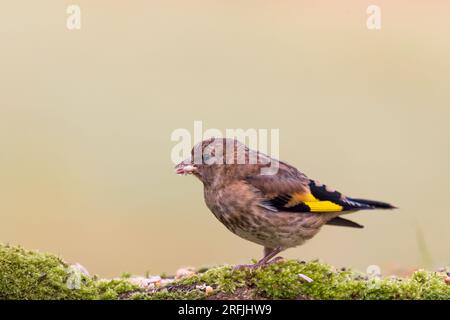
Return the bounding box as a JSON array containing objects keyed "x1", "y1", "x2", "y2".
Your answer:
[{"x1": 175, "y1": 137, "x2": 396, "y2": 268}]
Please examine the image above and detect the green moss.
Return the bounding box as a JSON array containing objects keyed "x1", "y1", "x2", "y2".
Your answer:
[
  {"x1": 120, "y1": 272, "x2": 132, "y2": 279},
  {"x1": 1, "y1": 244, "x2": 449, "y2": 300},
  {"x1": 0, "y1": 244, "x2": 139, "y2": 300},
  {"x1": 94, "y1": 279, "x2": 141, "y2": 300},
  {"x1": 253, "y1": 260, "x2": 450, "y2": 299},
  {"x1": 176, "y1": 260, "x2": 449, "y2": 300},
  {"x1": 133, "y1": 288, "x2": 207, "y2": 300},
  {"x1": 253, "y1": 260, "x2": 367, "y2": 299},
  {"x1": 179, "y1": 266, "x2": 248, "y2": 293},
  {"x1": 0, "y1": 244, "x2": 97, "y2": 299}
]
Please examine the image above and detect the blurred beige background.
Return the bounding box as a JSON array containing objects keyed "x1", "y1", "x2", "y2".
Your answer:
[{"x1": 1, "y1": 1, "x2": 449, "y2": 277}]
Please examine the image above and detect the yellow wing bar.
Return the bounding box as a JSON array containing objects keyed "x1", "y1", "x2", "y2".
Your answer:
[
  {"x1": 304, "y1": 200, "x2": 343, "y2": 212},
  {"x1": 286, "y1": 192, "x2": 344, "y2": 212}
]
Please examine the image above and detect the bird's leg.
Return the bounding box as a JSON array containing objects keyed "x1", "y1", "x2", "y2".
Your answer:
[
  {"x1": 233, "y1": 247, "x2": 284, "y2": 270},
  {"x1": 257, "y1": 247, "x2": 284, "y2": 266}
]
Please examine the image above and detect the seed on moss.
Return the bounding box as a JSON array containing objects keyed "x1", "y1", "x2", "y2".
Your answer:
[
  {"x1": 299, "y1": 274, "x2": 314, "y2": 283},
  {"x1": 205, "y1": 286, "x2": 214, "y2": 295}
]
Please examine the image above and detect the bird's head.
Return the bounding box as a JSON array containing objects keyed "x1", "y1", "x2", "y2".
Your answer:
[{"x1": 175, "y1": 137, "x2": 266, "y2": 185}]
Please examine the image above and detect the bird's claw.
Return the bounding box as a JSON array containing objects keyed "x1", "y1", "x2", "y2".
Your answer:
[
  {"x1": 232, "y1": 256, "x2": 285, "y2": 271},
  {"x1": 268, "y1": 256, "x2": 285, "y2": 264}
]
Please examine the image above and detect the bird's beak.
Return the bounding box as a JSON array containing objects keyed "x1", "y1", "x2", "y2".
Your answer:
[{"x1": 175, "y1": 158, "x2": 197, "y2": 175}]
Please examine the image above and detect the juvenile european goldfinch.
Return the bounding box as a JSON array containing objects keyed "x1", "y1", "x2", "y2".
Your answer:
[{"x1": 175, "y1": 138, "x2": 396, "y2": 268}]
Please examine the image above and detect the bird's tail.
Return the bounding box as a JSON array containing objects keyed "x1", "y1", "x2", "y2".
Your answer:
[
  {"x1": 343, "y1": 197, "x2": 397, "y2": 210},
  {"x1": 326, "y1": 197, "x2": 396, "y2": 229}
]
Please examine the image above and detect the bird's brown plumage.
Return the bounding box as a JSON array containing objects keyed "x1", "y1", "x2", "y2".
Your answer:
[{"x1": 175, "y1": 137, "x2": 395, "y2": 266}]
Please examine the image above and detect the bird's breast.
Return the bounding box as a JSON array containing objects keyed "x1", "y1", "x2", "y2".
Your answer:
[
  {"x1": 204, "y1": 182, "x2": 256, "y2": 219},
  {"x1": 202, "y1": 182, "x2": 324, "y2": 248}
]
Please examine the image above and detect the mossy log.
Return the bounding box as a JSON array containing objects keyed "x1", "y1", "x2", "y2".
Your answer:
[{"x1": 1, "y1": 244, "x2": 449, "y2": 300}]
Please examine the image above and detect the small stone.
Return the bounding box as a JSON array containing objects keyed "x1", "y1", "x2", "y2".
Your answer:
[
  {"x1": 147, "y1": 276, "x2": 162, "y2": 283},
  {"x1": 176, "y1": 267, "x2": 196, "y2": 279},
  {"x1": 160, "y1": 278, "x2": 174, "y2": 286},
  {"x1": 128, "y1": 276, "x2": 159, "y2": 288}
]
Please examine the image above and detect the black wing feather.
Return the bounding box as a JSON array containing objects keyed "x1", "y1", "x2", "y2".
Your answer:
[{"x1": 326, "y1": 217, "x2": 364, "y2": 228}]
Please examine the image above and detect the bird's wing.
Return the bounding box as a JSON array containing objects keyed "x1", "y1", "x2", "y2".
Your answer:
[
  {"x1": 244, "y1": 160, "x2": 310, "y2": 195},
  {"x1": 245, "y1": 161, "x2": 384, "y2": 214}
]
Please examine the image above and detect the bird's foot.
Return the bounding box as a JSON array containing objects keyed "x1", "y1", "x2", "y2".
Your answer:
[
  {"x1": 268, "y1": 256, "x2": 285, "y2": 264},
  {"x1": 232, "y1": 256, "x2": 285, "y2": 271}
]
